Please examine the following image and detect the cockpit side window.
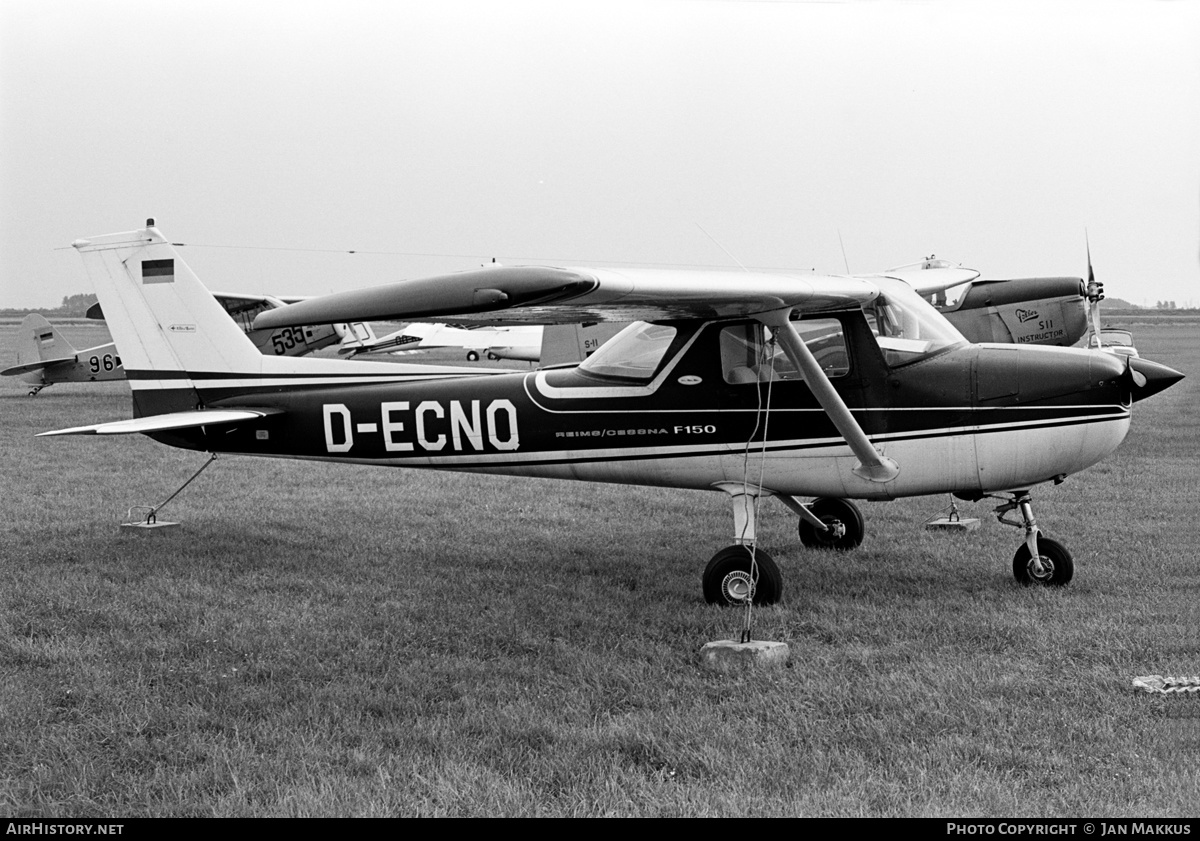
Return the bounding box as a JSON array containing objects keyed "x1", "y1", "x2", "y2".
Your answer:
[
  {"x1": 866, "y1": 278, "x2": 967, "y2": 367},
  {"x1": 719, "y1": 318, "x2": 849, "y2": 384}
]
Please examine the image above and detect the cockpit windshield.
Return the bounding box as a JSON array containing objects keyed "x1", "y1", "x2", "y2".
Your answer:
[
  {"x1": 866, "y1": 278, "x2": 967, "y2": 366},
  {"x1": 577, "y1": 321, "x2": 679, "y2": 380}
]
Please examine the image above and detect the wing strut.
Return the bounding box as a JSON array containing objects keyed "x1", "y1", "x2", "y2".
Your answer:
[{"x1": 757, "y1": 309, "x2": 899, "y2": 483}]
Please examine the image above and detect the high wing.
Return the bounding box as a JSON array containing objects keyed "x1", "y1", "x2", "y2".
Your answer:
[
  {"x1": 252, "y1": 266, "x2": 882, "y2": 329},
  {"x1": 862, "y1": 259, "x2": 980, "y2": 297},
  {"x1": 39, "y1": 408, "x2": 283, "y2": 437}
]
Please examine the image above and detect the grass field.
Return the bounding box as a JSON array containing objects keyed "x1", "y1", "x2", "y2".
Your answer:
[{"x1": 2, "y1": 322, "x2": 1197, "y2": 817}]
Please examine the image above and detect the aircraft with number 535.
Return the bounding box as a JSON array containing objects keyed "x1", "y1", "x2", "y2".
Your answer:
[{"x1": 41, "y1": 221, "x2": 1182, "y2": 606}]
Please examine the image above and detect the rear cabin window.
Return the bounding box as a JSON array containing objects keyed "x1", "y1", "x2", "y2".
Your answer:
[
  {"x1": 577, "y1": 322, "x2": 679, "y2": 381},
  {"x1": 720, "y1": 319, "x2": 849, "y2": 384}
]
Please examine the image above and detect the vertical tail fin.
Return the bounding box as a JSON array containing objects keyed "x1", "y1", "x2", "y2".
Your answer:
[
  {"x1": 72, "y1": 222, "x2": 268, "y2": 416},
  {"x1": 72, "y1": 223, "x2": 265, "y2": 381},
  {"x1": 16, "y1": 313, "x2": 77, "y2": 366},
  {"x1": 2, "y1": 313, "x2": 77, "y2": 390}
]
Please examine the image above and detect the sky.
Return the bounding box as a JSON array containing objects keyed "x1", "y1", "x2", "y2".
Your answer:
[{"x1": 2, "y1": 0, "x2": 1198, "y2": 310}]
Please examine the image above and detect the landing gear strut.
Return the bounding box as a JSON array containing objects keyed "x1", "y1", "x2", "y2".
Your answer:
[
  {"x1": 994, "y1": 491, "x2": 1074, "y2": 586},
  {"x1": 702, "y1": 489, "x2": 868, "y2": 605},
  {"x1": 703, "y1": 485, "x2": 784, "y2": 606}
]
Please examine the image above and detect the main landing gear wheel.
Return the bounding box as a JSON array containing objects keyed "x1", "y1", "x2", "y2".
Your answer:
[
  {"x1": 1012, "y1": 536, "x2": 1074, "y2": 587},
  {"x1": 702, "y1": 545, "x2": 783, "y2": 606},
  {"x1": 798, "y1": 497, "x2": 864, "y2": 550},
  {"x1": 466, "y1": 351, "x2": 480, "y2": 361}
]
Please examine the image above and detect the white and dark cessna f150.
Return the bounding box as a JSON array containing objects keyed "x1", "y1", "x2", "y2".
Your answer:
[{"x1": 43, "y1": 222, "x2": 1182, "y2": 606}]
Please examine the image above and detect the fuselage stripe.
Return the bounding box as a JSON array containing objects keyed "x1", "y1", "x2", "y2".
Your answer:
[{"x1": 294, "y1": 410, "x2": 1128, "y2": 470}]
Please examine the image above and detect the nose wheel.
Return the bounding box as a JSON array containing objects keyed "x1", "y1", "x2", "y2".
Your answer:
[
  {"x1": 1013, "y1": 537, "x2": 1074, "y2": 586},
  {"x1": 994, "y1": 491, "x2": 1075, "y2": 587}
]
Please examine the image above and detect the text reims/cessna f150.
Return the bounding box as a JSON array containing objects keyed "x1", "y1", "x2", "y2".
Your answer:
[{"x1": 43, "y1": 222, "x2": 1182, "y2": 605}]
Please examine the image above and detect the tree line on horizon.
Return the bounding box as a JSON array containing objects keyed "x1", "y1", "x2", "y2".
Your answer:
[{"x1": 2, "y1": 293, "x2": 98, "y2": 318}]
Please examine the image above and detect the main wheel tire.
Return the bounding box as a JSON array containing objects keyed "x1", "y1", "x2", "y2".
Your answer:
[
  {"x1": 466, "y1": 351, "x2": 480, "y2": 361},
  {"x1": 798, "y1": 497, "x2": 865, "y2": 550},
  {"x1": 702, "y1": 545, "x2": 783, "y2": 606},
  {"x1": 1012, "y1": 536, "x2": 1074, "y2": 587}
]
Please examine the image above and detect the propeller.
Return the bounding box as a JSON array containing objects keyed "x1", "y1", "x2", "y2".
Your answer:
[
  {"x1": 1126, "y1": 355, "x2": 1147, "y2": 389},
  {"x1": 1084, "y1": 232, "x2": 1105, "y2": 348}
]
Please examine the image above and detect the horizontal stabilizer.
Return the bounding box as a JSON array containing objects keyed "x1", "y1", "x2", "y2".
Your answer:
[
  {"x1": 38, "y1": 408, "x2": 282, "y2": 437},
  {"x1": 2, "y1": 356, "x2": 77, "y2": 377}
]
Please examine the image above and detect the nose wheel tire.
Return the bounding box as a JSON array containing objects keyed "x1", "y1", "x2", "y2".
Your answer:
[
  {"x1": 702, "y1": 545, "x2": 783, "y2": 606},
  {"x1": 798, "y1": 497, "x2": 865, "y2": 550},
  {"x1": 1012, "y1": 536, "x2": 1074, "y2": 587}
]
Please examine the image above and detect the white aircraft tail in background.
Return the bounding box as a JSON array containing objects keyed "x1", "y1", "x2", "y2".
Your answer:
[{"x1": 1, "y1": 313, "x2": 123, "y2": 395}]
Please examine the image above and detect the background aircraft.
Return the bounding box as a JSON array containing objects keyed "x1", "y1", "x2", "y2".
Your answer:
[
  {"x1": 933, "y1": 276, "x2": 1088, "y2": 346},
  {"x1": 2, "y1": 313, "x2": 123, "y2": 395},
  {"x1": 5, "y1": 293, "x2": 374, "y2": 395},
  {"x1": 43, "y1": 223, "x2": 1183, "y2": 608},
  {"x1": 339, "y1": 321, "x2": 543, "y2": 362},
  {"x1": 340, "y1": 320, "x2": 628, "y2": 366},
  {"x1": 887, "y1": 257, "x2": 1091, "y2": 346}
]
